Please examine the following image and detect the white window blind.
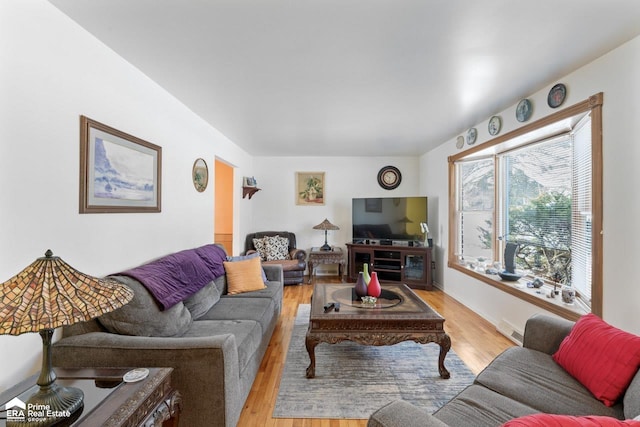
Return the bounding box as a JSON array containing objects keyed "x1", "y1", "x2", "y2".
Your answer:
[
  {"x1": 571, "y1": 114, "x2": 592, "y2": 301},
  {"x1": 457, "y1": 158, "x2": 494, "y2": 261}
]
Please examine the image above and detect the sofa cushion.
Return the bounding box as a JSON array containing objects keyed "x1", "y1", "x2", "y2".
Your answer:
[
  {"x1": 182, "y1": 280, "x2": 221, "y2": 320},
  {"x1": 502, "y1": 414, "x2": 640, "y2": 426},
  {"x1": 624, "y1": 371, "x2": 640, "y2": 419},
  {"x1": 263, "y1": 259, "x2": 304, "y2": 272},
  {"x1": 553, "y1": 313, "x2": 640, "y2": 406},
  {"x1": 433, "y1": 384, "x2": 539, "y2": 427},
  {"x1": 226, "y1": 252, "x2": 267, "y2": 283},
  {"x1": 97, "y1": 275, "x2": 192, "y2": 337},
  {"x1": 198, "y1": 297, "x2": 276, "y2": 335},
  {"x1": 182, "y1": 319, "x2": 262, "y2": 374},
  {"x1": 475, "y1": 346, "x2": 624, "y2": 419},
  {"x1": 224, "y1": 257, "x2": 267, "y2": 295}
]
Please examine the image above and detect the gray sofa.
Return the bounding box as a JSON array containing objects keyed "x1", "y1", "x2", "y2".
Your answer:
[
  {"x1": 368, "y1": 314, "x2": 640, "y2": 427},
  {"x1": 52, "y1": 246, "x2": 284, "y2": 427}
]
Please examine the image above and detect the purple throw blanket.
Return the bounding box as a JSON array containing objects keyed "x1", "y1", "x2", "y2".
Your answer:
[{"x1": 118, "y1": 244, "x2": 227, "y2": 310}]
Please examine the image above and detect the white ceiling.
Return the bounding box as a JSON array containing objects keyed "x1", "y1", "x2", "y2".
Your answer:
[{"x1": 49, "y1": 0, "x2": 640, "y2": 157}]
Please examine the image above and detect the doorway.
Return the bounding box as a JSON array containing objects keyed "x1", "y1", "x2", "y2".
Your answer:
[{"x1": 214, "y1": 159, "x2": 234, "y2": 254}]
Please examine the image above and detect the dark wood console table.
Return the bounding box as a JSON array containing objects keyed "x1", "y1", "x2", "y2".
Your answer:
[
  {"x1": 0, "y1": 367, "x2": 181, "y2": 427},
  {"x1": 347, "y1": 243, "x2": 433, "y2": 290}
]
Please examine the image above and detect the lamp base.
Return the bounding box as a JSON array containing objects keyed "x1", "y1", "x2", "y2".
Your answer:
[
  {"x1": 23, "y1": 383, "x2": 84, "y2": 426},
  {"x1": 320, "y1": 243, "x2": 332, "y2": 251}
]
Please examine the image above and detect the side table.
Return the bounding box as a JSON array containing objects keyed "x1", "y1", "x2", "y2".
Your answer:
[
  {"x1": 0, "y1": 367, "x2": 181, "y2": 427},
  {"x1": 307, "y1": 246, "x2": 345, "y2": 283}
]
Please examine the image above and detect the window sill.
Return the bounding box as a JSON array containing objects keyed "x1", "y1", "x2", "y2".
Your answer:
[{"x1": 448, "y1": 262, "x2": 588, "y2": 321}]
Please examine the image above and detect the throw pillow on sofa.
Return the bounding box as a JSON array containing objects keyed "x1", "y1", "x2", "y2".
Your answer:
[
  {"x1": 98, "y1": 275, "x2": 192, "y2": 337},
  {"x1": 226, "y1": 252, "x2": 268, "y2": 283},
  {"x1": 553, "y1": 313, "x2": 640, "y2": 406},
  {"x1": 223, "y1": 256, "x2": 267, "y2": 295},
  {"x1": 182, "y1": 280, "x2": 221, "y2": 320}
]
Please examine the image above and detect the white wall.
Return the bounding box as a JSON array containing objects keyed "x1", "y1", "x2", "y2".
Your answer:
[
  {"x1": 0, "y1": 1, "x2": 254, "y2": 391},
  {"x1": 251, "y1": 157, "x2": 421, "y2": 272},
  {"x1": 421, "y1": 35, "x2": 640, "y2": 335}
]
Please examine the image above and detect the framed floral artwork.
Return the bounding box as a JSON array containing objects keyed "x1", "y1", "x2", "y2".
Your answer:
[{"x1": 296, "y1": 172, "x2": 325, "y2": 205}]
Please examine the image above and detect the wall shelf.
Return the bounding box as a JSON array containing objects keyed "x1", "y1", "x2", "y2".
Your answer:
[{"x1": 242, "y1": 186, "x2": 261, "y2": 199}]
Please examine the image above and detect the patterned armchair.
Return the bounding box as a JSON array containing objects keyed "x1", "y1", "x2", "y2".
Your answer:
[{"x1": 244, "y1": 231, "x2": 307, "y2": 285}]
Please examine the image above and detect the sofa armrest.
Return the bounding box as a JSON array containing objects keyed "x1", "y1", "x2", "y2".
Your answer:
[
  {"x1": 522, "y1": 313, "x2": 574, "y2": 354},
  {"x1": 290, "y1": 248, "x2": 306, "y2": 262},
  {"x1": 368, "y1": 400, "x2": 450, "y2": 427},
  {"x1": 262, "y1": 263, "x2": 284, "y2": 283},
  {"x1": 52, "y1": 332, "x2": 241, "y2": 426}
]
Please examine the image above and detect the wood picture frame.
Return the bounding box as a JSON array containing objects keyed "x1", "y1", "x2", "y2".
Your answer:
[
  {"x1": 296, "y1": 172, "x2": 325, "y2": 205},
  {"x1": 79, "y1": 115, "x2": 161, "y2": 213}
]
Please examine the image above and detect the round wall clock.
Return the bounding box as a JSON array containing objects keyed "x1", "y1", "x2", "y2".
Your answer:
[
  {"x1": 516, "y1": 99, "x2": 533, "y2": 122},
  {"x1": 456, "y1": 135, "x2": 465, "y2": 149},
  {"x1": 377, "y1": 166, "x2": 402, "y2": 190},
  {"x1": 466, "y1": 128, "x2": 477, "y2": 145},
  {"x1": 547, "y1": 83, "x2": 566, "y2": 108},
  {"x1": 488, "y1": 115, "x2": 502, "y2": 136}
]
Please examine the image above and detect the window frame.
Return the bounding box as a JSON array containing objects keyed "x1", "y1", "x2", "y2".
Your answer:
[{"x1": 448, "y1": 93, "x2": 603, "y2": 321}]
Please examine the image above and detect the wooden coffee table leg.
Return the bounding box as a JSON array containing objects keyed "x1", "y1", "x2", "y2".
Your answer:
[
  {"x1": 437, "y1": 333, "x2": 452, "y2": 379},
  {"x1": 305, "y1": 335, "x2": 319, "y2": 378}
]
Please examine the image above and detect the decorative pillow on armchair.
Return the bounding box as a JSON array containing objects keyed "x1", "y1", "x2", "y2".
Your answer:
[{"x1": 253, "y1": 235, "x2": 290, "y2": 261}]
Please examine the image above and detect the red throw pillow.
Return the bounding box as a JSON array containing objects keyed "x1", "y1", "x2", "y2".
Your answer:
[
  {"x1": 553, "y1": 313, "x2": 640, "y2": 406},
  {"x1": 502, "y1": 414, "x2": 640, "y2": 427}
]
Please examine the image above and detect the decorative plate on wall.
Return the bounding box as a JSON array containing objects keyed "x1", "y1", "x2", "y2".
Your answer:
[
  {"x1": 466, "y1": 128, "x2": 477, "y2": 145},
  {"x1": 516, "y1": 99, "x2": 533, "y2": 122},
  {"x1": 192, "y1": 158, "x2": 208, "y2": 192},
  {"x1": 377, "y1": 166, "x2": 402, "y2": 190},
  {"x1": 547, "y1": 83, "x2": 567, "y2": 108},
  {"x1": 488, "y1": 115, "x2": 502, "y2": 136},
  {"x1": 456, "y1": 135, "x2": 465, "y2": 149}
]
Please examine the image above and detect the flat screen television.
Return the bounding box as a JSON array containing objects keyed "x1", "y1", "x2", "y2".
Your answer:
[{"x1": 352, "y1": 197, "x2": 428, "y2": 245}]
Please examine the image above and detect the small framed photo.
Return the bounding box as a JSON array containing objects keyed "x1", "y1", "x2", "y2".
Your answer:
[
  {"x1": 243, "y1": 176, "x2": 257, "y2": 187},
  {"x1": 296, "y1": 172, "x2": 325, "y2": 205},
  {"x1": 79, "y1": 116, "x2": 161, "y2": 213}
]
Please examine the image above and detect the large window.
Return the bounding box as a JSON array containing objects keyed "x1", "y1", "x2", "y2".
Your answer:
[{"x1": 448, "y1": 94, "x2": 603, "y2": 320}]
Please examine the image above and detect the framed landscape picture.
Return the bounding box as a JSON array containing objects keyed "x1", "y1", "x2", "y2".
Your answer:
[
  {"x1": 296, "y1": 172, "x2": 325, "y2": 205},
  {"x1": 79, "y1": 115, "x2": 162, "y2": 213}
]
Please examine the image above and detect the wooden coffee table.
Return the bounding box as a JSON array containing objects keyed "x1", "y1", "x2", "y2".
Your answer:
[{"x1": 305, "y1": 283, "x2": 451, "y2": 379}]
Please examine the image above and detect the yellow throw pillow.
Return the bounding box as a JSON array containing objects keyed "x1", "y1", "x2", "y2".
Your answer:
[{"x1": 223, "y1": 256, "x2": 267, "y2": 295}]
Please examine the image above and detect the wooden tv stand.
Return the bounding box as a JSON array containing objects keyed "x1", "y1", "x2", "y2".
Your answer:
[{"x1": 346, "y1": 243, "x2": 433, "y2": 290}]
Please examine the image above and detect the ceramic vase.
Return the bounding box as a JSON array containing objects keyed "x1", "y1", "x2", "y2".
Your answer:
[
  {"x1": 354, "y1": 272, "x2": 368, "y2": 298},
  {"x1": 362, "y1": 263, "x2": 371, "y2": 285},
  {"x1": 367, "y1": 271, "x2": 382, "y2": 298}
]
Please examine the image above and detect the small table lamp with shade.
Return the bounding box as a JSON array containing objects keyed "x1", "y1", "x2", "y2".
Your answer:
[
  {"x1": 0, "y1": 250, "x2": 134, "y2": 426},
  {"x1": 313, "y1": 219, "x2": 339, "y2": 251}
]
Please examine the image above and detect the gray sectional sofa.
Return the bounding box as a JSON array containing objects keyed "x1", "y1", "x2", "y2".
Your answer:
[
  {"x1": 368, "y1": 314, "x2": 640, "y2": 427},
  {"x1": 52, "y1": 245, "x2": 284, "y2": 427}
]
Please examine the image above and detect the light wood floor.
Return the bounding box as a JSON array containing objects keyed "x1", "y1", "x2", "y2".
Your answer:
[{"x1": 237, "y1": 278, "x2": 515, "y2": 427}]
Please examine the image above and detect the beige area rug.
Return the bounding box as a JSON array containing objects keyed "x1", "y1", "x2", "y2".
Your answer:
[{"x1": 273, "y1": 304, "x2": 476, "y2": 419}]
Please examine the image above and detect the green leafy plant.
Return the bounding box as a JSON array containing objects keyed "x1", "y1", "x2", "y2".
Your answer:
[{"x1": 299, "y1": 176, "x2": 323, "y2": 201}]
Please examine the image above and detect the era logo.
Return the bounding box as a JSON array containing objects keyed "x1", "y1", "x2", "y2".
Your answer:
[{"x1": 3, "y1": 397, "x2": 26, "y2": 422}]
